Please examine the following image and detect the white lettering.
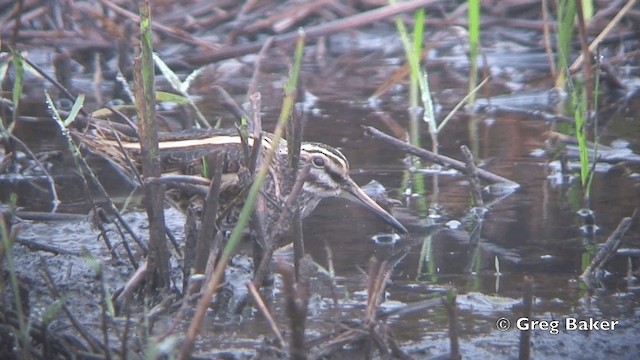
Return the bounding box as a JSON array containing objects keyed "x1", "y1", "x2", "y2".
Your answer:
[
  {"x1": 516, "y1": 318, "x2": 560, "y2": 334},
  {"x1": 517, "y1": 317, "x2": 618, "y2": 334},
  {"x1": 565, "y1": 318, "x2": 619, "y2": 331},
  {"x1": 517, "y1": 318, "x2": 530, "y2": 330}
]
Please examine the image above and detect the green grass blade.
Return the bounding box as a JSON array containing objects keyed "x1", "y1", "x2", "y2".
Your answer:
[
  {"x1": 153, "y1": 53, "x2": 209, "y2": 128},
  {"x1": 581, "y1": 0, "x2": 593, "y2": 21},
  {"x1": 555, "y1": 0, "x2": 576, "y2": 88},
  {"x1": 10, "y1": 51, "x2": 24, "y2": 133},
  {"x1": 223, "y1": 30, "x2": 305, "y2": 260},
  {"x1": 153, "y1": 53, "x2": 182, "y2": 90},
  {"x1": 180, "y1": 30, "x2": 306, "y2": 359},
  {"x1": 573, "y1": 89, "x2": 590, "y2": 189},
  {"x1": 467, "y1": 0, "x2": 480, "y2": 103},
  {"x1": 438, "y1": 77, "x2": 489, "y2": 133},
  {"x1": 1, "y1": 200, "x2": 30, "y2": 354},
  {"x1": 45, "y1": 91, "x2": 64, "y2": 124},
  {"x1": 156, "y1": 91, "x2": 189, "y2": 104},
  {"x1": 412, "y1": 9, "x2": 424, "y2": 64},
  {"x1": 63, "y1": 94, "x2": 85, "y2": 127}
]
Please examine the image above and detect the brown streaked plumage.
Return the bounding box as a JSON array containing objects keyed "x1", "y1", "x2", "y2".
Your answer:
[{"x1": 76, "y1": 129, "x2": 407, "y2": 234}]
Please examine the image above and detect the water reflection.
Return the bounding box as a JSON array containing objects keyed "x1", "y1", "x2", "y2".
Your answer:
[{"x1": 2, "y1": 31, "x2": 639, "y2": 358}]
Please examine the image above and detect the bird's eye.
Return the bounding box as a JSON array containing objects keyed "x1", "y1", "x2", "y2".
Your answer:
[{"x1": 312, "y1": 157, "x2": 325, "y2": 167}]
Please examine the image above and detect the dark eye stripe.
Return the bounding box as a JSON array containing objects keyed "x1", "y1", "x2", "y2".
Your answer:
[
  {"x1": 306, "y1": 166, "x2": 343, "y2": 189},
  {"x1": 301, "y1": 143, "x2": 349, "y2": 170},
  {"x1": 325, "y1": 164, "x2": 344, "y2": 183}
]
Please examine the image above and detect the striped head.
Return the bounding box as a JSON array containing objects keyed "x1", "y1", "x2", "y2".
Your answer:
[
  {"x1": 300, "y1": 142, "x2": 350, "y2": 198},
  {"x1": 298, "y1": 142, "x2": 407, "y2": 233}
]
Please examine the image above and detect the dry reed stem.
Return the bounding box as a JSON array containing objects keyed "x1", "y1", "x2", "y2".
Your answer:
[
  {"x1": 247, "y1": 281, "x2": 286, "y2": 346},
  {"x1": 519, "y1": 276, "x2": 534, "y2": 360}
]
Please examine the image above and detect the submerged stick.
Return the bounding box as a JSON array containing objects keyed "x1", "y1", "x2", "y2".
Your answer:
[
  {"x1": 11, "y1": 211, "x2": 85, "y2": 222},
  {"x1": 581, "y1": 213, "x2": 636, "y2": 281},
  {"x1": 14, "y1": 237, "x2": 80, "y2": 256},
  {"x1": 475, "y1": 104, "x2": 574, "y2": 123},
  {"x1": 376, "y1": 298, "x2": 441, "y2": 320},
  {"x1": 461, "y1": 145, "x2": 485, "y2": 208},
  {"x1": 364, "y1": 126, "x2": 519, "y2": 186}
]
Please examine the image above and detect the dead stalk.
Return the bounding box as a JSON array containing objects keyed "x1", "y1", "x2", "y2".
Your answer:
[
  {"x1": 247, "y1": 281, "x2": 286, "y2": 347},
  {"x1": 278, "y1": 262, "x2": 309, "y2": 360},
  {"x1": 443, "y1": 287, "x2": 460, "y2": 360},
  {"x1": 519, "y1": 276, "x2": 534, "y2": 360},
  {"x1": 193, "y1": 153, "x2": 223, "y2": 274}
]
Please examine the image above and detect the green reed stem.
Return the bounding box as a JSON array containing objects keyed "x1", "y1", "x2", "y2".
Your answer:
[
  {"x1": 409, "y1": 8, "x2": 424, "y2": 116},
  {"x1": 555, "y1": 0, "x2": 576, "y2": 89},
  {"x1": 581, "y1": 0, "x2": 593, "y2": 21},
  {"x1": 392, "y1": 6, "x2": 425, "y2": 208},
  {"x1": 467, "y1": 0, "x2": 480, "y2": 104},
  {"x1": 571, "y1": 80, "x2": 594, "y2": 200},
  {"x1": 557, "y1": 0, "x2": 597, "y2": 202},
  {"x1": 178, "y1": 29, "x2": 305, "y2": 360},
  {"x1": 222, "y1": 31, "x2": 304, "y2": 261},
  {"x1": 392, "y1": 4, "x2": 433, "y2": 214},
  {"x1": 10, "y1": 51, "x2": 24, "y2": 133},
  {"x1": 393, "y1": 6, "x2": 436, "y2": 148},
  {"x1": 0, "y1": 198, "x2": 30, "y2": 357},
  {"x1": 585, "y1": 66, "x2": 601, "y2": 197}
]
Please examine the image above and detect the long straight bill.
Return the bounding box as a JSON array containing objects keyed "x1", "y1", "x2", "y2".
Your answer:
[{"x1": 341, "y1": 179, "x2": 408, "y2": 233}]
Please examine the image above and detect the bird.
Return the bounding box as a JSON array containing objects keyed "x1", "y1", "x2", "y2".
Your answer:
[{"x1": 75, "y1": 127, "x2": 408, "y2": 236}]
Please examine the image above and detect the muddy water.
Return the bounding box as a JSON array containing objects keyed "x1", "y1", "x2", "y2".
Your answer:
[
  {"x1": 295, "y1": 75, "x2": 640, "y2": 358},
  {"x1": 3, "y1": 37, "x2": 640, "y2": 358}
]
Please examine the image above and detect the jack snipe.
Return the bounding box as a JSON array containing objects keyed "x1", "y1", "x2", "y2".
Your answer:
[{"x1": 77, "y1": 128, "x2": 407, "y2": 234}]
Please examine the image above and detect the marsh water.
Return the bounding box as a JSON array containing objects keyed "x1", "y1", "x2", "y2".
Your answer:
[{"x1": 3, "y1": 23, "x2": 640, "y2": 360}]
